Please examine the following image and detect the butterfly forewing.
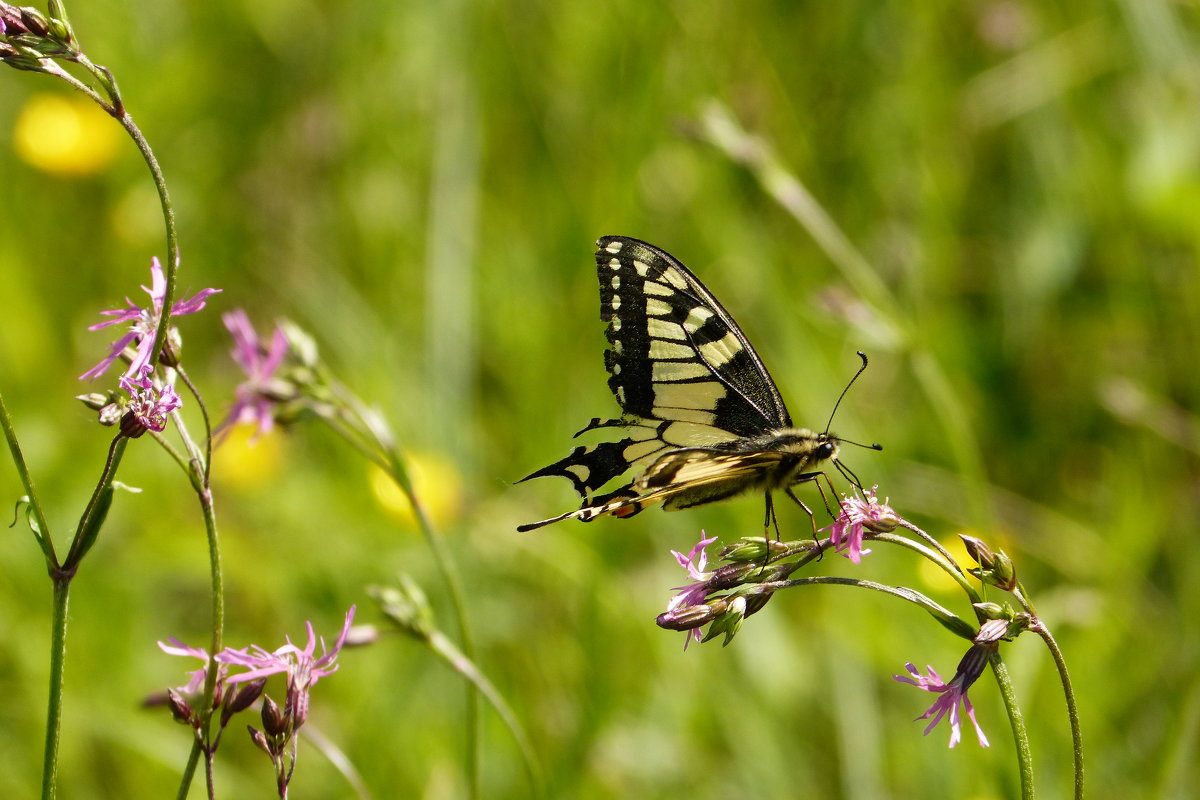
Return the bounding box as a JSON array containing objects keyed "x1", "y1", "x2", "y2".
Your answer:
[{"x1": 596, "y1": 236, "x2": 792, "y2": 435}]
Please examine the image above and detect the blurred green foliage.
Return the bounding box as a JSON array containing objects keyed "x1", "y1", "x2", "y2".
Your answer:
[{"x1": 2, "y1": 0, "x2": 1198, "y2": 797}]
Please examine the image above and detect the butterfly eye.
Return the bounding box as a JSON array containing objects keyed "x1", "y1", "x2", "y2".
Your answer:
[{"x1": 817, "y1": 442, "x2": 835, "y2": 460}]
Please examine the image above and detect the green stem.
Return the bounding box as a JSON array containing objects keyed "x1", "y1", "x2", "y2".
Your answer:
[
  {"x1": 1012, "y1": 585, "x2": 1083, "y2": 799},
  {"x1": 175, "y1": 366, "x2": 214, "y2": 485},
  {"x1": 875, "y1": 532, "x2": 981, "y2": 602},
  {"x1": 1030, "y1": 618, "x2": 1083, "y2": 800},
  {"x1": 0, "y1": 390, "x2": 56, "y2": 565},
  {"x1": 53, "y1": 58, "x2": 177, "y2": 378},
  {"x1": 320, "y1": 403, "x2": 482, "y2": 794},
  {"x1": 40, "y1": 577, "x2": 70, "y2": 800},
  {"x1": 426, "y1": 630, "x2": 545, "y2": 799},
  {"x1": 760, "y1": 575, "x2": 977, "y2": 639},
  {"x1": 990, "y1": 655, "x2": 1035, "y2": 799},
  {"x1": 166, "y1": 408, "x2": 223, "y2": 799},
  {"x1": 115, "y1": 112, "x2": 178, "y2": 374}
]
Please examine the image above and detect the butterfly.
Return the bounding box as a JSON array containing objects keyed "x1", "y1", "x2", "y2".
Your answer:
[{"x1": 517, "y1": 235, "x2": 873, "y2": 533}]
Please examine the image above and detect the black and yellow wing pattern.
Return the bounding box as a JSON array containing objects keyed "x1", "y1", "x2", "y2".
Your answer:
[{"x1": 517, "y1": 235, "x2": 841, "y2": 532}]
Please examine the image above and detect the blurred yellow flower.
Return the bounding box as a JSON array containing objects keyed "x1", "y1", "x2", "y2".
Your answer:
[
  {"x1": 212, "y1": 424, "x2": 285, "y2": 490},
  {"x1": 919, "y1": 532, "x2": 977, "y2": 593},
  {"x1": 12, "y1": 92, "x2": 120, "y2": 176},
  {"x1": 370, "y1": 451, "x2": 463, "y2": 530}
]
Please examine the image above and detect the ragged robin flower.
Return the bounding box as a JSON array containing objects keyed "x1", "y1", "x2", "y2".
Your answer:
[
  {"x1": 825, "y1": 486, "x2": 900, "y2": 564},
  {"x1": 80, "y1": 256, "x2": 220, "y2": 381},
  {"x1": 118, "y1": 369, "x2": 182, "y2": 437},
  {"x1": 893, "y1": 619, "x2": 1010, "y2": 748},
  {"x1": 215, "y1": 309, "x2": 291, "y2": 440},
  {"x1": 216, "y1": 606, "x2": 355, "y2": 731}
]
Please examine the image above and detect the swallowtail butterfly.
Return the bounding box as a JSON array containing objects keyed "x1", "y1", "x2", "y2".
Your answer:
[{"x1": 518, "y1": 236, "x2": 870, "y2": 533}]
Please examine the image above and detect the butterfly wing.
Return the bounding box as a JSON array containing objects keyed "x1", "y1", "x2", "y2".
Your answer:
[
  {"x1": 518, "y1": 237, "x2": 798, "y2": 529},
  {"x1": 596, "y1": 235, "x2": 792, "y2": 435}
]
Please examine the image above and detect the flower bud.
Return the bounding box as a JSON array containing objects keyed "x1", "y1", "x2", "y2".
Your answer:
[
  {"x1": 98, "y1": 402, "x2": 123, "y2": 426},
  {"x1": 166, "y1": 688, "x2": 195, "y2": 726},
  {"x1": 703, "y1": 595, "x2": 747, "y2": 646},
  {"x1": 656, "y1": 598, "x2": 727, "y2": 631},
  {"x1": 974, "y1": 618, "x2": 1011, "y2": 645},
  {"x1": 368, "y1": 577, "x2": 435, "y2": 641},
  {"x1": 971, "y1": 602, "x2": 1009, "y2": 621},
  {"x1": 989, "y1": 551, "x2": 1018, "y2": 590},
  {"x1": 222, "y1": 678, "x2": 266, "y2": 726},
  {"x1": 75, "y1": 392, "x2": 111, "y2": 411},
  {"x1": 960, "y1": 534, "x2": 995, "y2": 568},
  {"x1": 961, "y1": 535, "x2": 1018, "y2": 591},
  {"x1": 247, "y1": 725, "x2": 273, "y2": 756},
  {"x1": 719, "y1": 537, "x2": 787, "y2": 563},
  {"x1": 260, "y1": 694, "x2": 288, "y2": 738},
  {"x1": 18, "y1": 7, "x2": 52, "y2": 37}
]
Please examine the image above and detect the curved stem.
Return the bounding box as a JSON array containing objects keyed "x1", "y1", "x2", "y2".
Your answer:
[
  {"x1": 115, "y1": 112, "x2": 178, "y2": 374},
  {"x1": 1029, "y1": 618, "x2": 1083, "y2": 800},
  {"x1": 989, "y1": 655, "x2": 1035, "y2": 799},
  {"x1": 40, "y1": 577, "x2": 70, "y2": 800},
  {"x1": 895, "y1": 519, "x2": 966, "y2": 577},
  {"x1": 875, "y1": 532, "x2": 981, "y2": 602},
  {"x1": 760, "y1": 575, "x2": 976, "y2": 640}
]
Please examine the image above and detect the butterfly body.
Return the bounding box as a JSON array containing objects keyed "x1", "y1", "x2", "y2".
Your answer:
[{"x1": 518, "y1": 236, "x2": 844, "y2": 532}]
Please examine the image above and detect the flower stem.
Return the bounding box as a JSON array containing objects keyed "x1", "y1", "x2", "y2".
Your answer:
[
  {"x1": 989, "y1": 655, "x2": 1036, "y2": 799},
  {"x1": 319, "y1": 402, "x2": 482, "y2": 797},
  {"x1": 874, "y1": 532, "x2": 981, "y2": 602},
  {"x1": 1029, "y1": 617, "x2": 1083, "y2": 800},
  {"x1": 164, "y1": 408, "x2": 224, "y2": 799},
  {"x1": 114, "y1": 111, "x2": 178, "y2": 375},
  {"x1": 763, "y1": 575, "x2": 977, "y2": 640},
  {"x1": 426, "y1": 629, "x2": 545, "y2": 800},
  {"x1": 40, "y1": 576, "x2": 70, "y2": 800}
]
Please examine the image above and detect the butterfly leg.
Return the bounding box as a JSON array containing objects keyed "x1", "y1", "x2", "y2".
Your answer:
[{"x1": 785, "y1": 486, "x2": 825, "y2": 559}]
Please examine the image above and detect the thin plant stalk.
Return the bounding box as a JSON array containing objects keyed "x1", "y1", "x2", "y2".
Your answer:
[
  {"x1": 1016, "y1": 585, "x2": 1083, "y2": 800},
  {"x1": 319, "y1": 397, "x2": 482, "y2": 794},
  {"x1": 424, "y1": 629, "x2": 544, "y2": 799},
  {"x1": 990, "y1": 656, "x2": 1035, "y2": 800},
  {"x1": 40, "y1": 578, "x2": 68, "y2": 800},
  {"x1": 41, "y1": 434, "x2": 128, "y2": 798}
]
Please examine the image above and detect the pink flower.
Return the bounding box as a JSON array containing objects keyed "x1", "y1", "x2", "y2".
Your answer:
[
  {"x1": 894, "y1": 658, "x2": 990, "y2": 748},
  {"x1": 217, "y1": 606, "x2": 355, "y2": 728},
  {"x1": 665, "y1": 534, "x2": 718, "y2": 647},
  {"x1": 119, "y1": 368, "x2": 182, "y2": 435},
  {"x1": 824, "y1": 486, "x2": 899, "y2": 564},
  {"x1": 80, "y1": 257, "x2": 220, "y2": 381},
  {"x1": 215, "y1": 309, "x2": 290, "y2": 440},
  {"x1": 158, "y1": 637, "x2": 216, "y2": 696}
]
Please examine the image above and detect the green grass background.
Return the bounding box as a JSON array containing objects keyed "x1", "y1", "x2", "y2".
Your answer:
[{"x1": 1, "y1": 1, "x2": 1197, "y2": 797}]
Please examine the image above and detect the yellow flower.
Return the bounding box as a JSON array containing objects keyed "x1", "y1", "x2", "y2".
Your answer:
[
  {"x1": 370, "y1": 451, "x2": 462, "y2": 530},
  {"x1": 12, "y1": 93, "x2": 120, "y2": 176},
  {"x1": 212, "y1": 424, "x2": 285, "y2": 490}
]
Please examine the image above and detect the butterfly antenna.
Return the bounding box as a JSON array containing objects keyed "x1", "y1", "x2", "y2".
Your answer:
[{"x1": 823, "y1": 351, "x2": 871, "y2": 437}]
